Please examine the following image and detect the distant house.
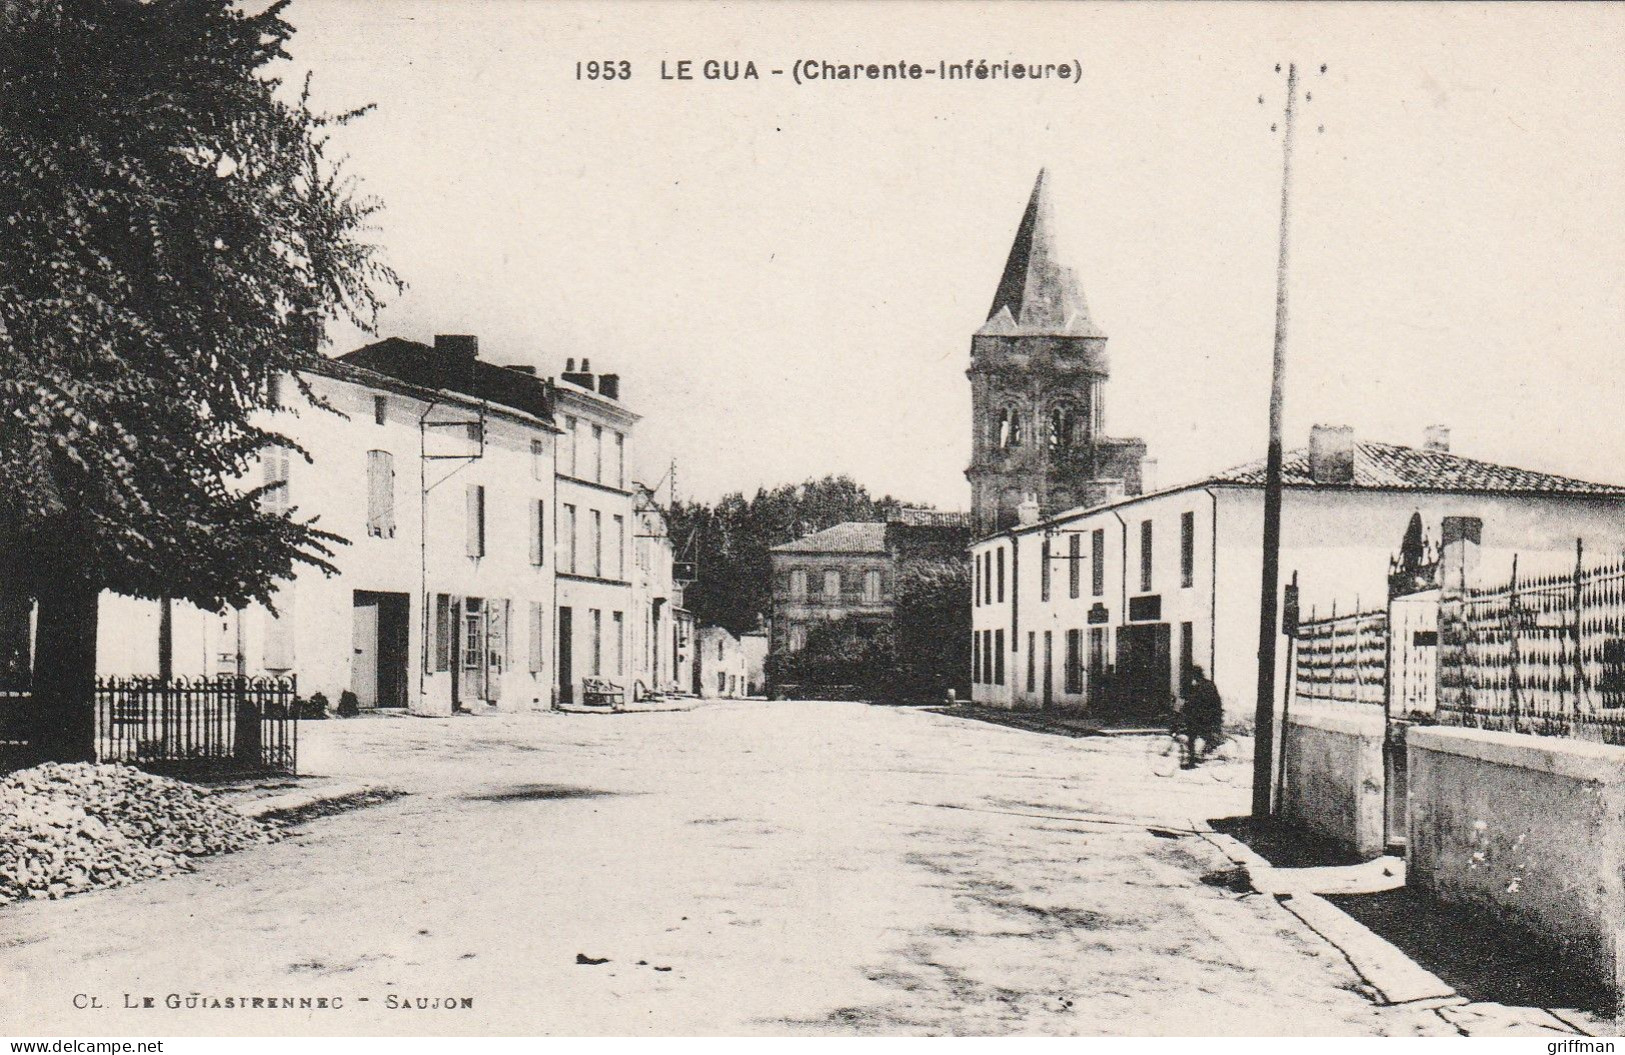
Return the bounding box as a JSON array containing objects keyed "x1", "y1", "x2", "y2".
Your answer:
[
  {"x1": 971, "y1": 425, "x2": 1625, "y2": 717},
  {"x1": 696, "y1": 624, "x2": 746, "y2": 699},
  {"x1": 739, "y1": 629, "x2": 769, "y2": 696},
  {"x1": 767, "y1": 510, "x2": 971, "y2": 689}
]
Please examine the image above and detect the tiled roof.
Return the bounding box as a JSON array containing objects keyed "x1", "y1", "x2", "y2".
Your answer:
[
  {"x1": 339, "y1": 337, "x2": 554, "y2": 421},
  {"x1": 771, "y1": 521, "x2": 889, "y2": 554},
  {"x1": 891, "y1": 508, "x2": 972, "y2": 528},
  {"x1": 1214, "y1": 441, "x2": 1625, "y2": 496}
]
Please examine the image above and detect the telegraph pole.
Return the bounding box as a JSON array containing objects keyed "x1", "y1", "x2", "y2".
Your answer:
[{"x1": 1252, "y1": 62, "x2": 1313, "y2": 820}]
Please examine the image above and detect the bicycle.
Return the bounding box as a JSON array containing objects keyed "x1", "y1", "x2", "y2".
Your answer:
[{"x1": 1146, "y1": 712, "x2": 1253, "y2": 782}]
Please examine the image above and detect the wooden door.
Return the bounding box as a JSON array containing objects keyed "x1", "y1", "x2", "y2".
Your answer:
[{"x1": 351, "y1": 601, "x2": 379, "y2": 708}]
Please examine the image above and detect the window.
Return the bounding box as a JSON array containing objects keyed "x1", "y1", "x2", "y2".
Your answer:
[
  {"x1": 789, "y1": 623, "x2": 807, "y2": 652},
  {"x1": 1065, "y1": 629, "x2": 1083, "y2": 694},
  {"x1": 564, "y1": 416, "x2": 578, "y2": 476},
  {"x1": 1041, "y1": 540, "x2": 1051, "y2": 601},
  {"x1": 1089, "y1": 628, "x2": 1109, "y2": 683},
  {"x1": 531, "y1": 438, "x2": 546, "y2": 481},
  {"x1": 563, "y1": 504, "x2": 578, "y2": 573},
  {"x1": 996, "y1": 548, "x2": 1005, "y2": 603},
  {"x1": 974, "y1": 554, "x2": 982, "y2": 607},
  {"x1": 790, "y1": 568, "x2": 807, "y2": 600},
  {"x1": 1181, "y1": 511, "x2": 1196, "y2": 589},
  {"x1": 373, "y1": 395, "x2": 387, "y2": 426},
  {"x1": 261, "y1": 446, "x2": 290, "y2": 514},
  {"x1": 1026, "y1": 631, "x2": 1036, "y2": 692},
  {"x1": 994, "y1": 629, "x2": 1005, "y2": 685},
  {"x1": 1049, "y1": 401, "x2": 1078, "y2": 449},
  {"x1": 997, "y1": 407, "x2": 1024, "y2": 449},
  {"x1": 592, "y1": 424, "x2": 604, "y2": 483},
  {"x1": 1069, "y1": 534, "x2": 1081, "y2": 599},
  {"x1": 984, "y1": 631, "x2": 994, "y2": 685},
  {"x1": 613, "y1": 515, "x2": 625, "y2": 580},
  {"x1": 613, "y1": 611, "x2": 625, "y2": 675},
  {"x1": 591, "y1": 510, "x2": 603, "y2": 577},
  {"x1": 433, "y1": 594, "x2": 451, "y2": 672},
  {"x1": 366, "y1": 450, "x2": 395, "y2": 538},
  {"x1": 823, "y1": 569, "x2": 840, "y2": 598},
  {"x1": 590, "y1": 608, "x2": 602, "y2": 676},
  {"x1": 1140, "y1": 520, "x2": 1153, "y2": 592},
  {"x1": 863, "y1": 570, "x2": 882, "y2": 603},
  {"x1": 529, "y1": 601, "x2": 545, "y2": 674},
  {"x1": 462, "y1": 598, "x2": 484, "y2": 670},
  {"x1": 1092, "y1": 528, "x2": 1106, "y2": 597},
  {"x1": 972, "y1": 630, "x2": 982, "y2": 684},
  {"x1": 466, "y1": 484, "x2": 486, "y2": 557},
  {"x1": 530, "y1": 499, "x2": 546, "y2": 566},
  {"x1": 614, "y1": 432, "x2": 625, "y2": 488}
]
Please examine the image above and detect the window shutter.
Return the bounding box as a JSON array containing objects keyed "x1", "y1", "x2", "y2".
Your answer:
[
  {"x1": 467, "y1": 485, "x2": 483, "y2": 557},
  {"x1": 530, "y1": 500, "x2": 543, "y2": 566}
]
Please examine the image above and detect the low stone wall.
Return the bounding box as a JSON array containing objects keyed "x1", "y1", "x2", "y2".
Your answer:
[
  {"x1": 1281, "y1": 705, "x2": 1387, "y2": 858},
  {"x1": 1408, "y1": 726, "x2": 1625, "y2": 1002}
]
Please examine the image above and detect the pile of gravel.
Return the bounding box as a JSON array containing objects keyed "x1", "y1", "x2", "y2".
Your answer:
[{"x1": 0, "y1": 762, "x2": 280, "y2": 903}]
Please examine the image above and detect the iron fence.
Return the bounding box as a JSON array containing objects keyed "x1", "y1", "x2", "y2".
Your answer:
[
  {"x1": 1293, "y1": 606, "x2": 1389, "y2": 707},
  {"x1": 96, "y1": 675, "x2": 298, "y2": 774},
  {"x1": 1439, "y1": 552, "x2": 1625, "y2": 745}
]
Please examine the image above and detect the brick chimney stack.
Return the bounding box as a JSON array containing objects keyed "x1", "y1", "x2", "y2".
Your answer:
[{"x1": 1308, "y1": 425, "x2": 1356, "y2": 484}]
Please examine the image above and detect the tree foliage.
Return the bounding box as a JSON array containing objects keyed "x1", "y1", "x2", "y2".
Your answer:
[
  {"x1": 0, "y1": 0, "x2": 401, "y2": 610},
  {"x1": 893, "y1": 557, "x2": 972, "y2": 699}
]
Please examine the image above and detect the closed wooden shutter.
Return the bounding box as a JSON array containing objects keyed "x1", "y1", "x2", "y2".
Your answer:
[
  {"x1": 466, "y1": 484, "x2": 485, "y2": 556},
  {"x1": 530, "y1": 500, "x2": 544, "y2": 566}
]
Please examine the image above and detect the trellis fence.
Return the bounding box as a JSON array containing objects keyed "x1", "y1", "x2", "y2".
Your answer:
[
  {"x1": 1438, "y1": 550, "x2": 1625, "y2": 745},
  {"x1": 1292, "y1": 606, "x2": 1389, "y2": 707}
]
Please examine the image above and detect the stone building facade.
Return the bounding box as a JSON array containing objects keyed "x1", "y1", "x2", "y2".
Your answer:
[{"x1": 967, "y1": 170, "x2": 1147, "y2": 537}]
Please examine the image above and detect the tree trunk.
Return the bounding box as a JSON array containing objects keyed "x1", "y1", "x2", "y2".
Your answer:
[{"x1": 31, "y1": 580, "x2": 100, "y2": 763}]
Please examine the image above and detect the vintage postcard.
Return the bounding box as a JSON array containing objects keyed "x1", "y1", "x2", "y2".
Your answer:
[{"x1": 1, "y1": 0, "x2": 1622, "y2": 1045}]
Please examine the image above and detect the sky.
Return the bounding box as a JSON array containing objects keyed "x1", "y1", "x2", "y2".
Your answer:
[{"x1": 284, "y1": 1, "x2": 1625, "y2": 509}]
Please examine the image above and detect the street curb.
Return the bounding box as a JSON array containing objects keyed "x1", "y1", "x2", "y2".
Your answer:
[
  {"x1": 232, "y1": 782, "x2": 386, "y2": 820},
  {"x1": 1195, "y1": 824, "x2": 1457, "y2": 1007}
]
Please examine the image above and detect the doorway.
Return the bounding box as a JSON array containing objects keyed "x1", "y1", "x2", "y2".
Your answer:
[
  {"x1": 352, "y1": 591, "x2": 409, "y2": 708},
  {"x1": 1115, "y1": 623, "x2": 1172, "y2": 716},
  {"x1": 460, "y1": 597, "x2": 487, "y2": 704},
  {"x1": 1042, "y1": 631, "x2": 1054, "y2": 708},
  {"x1": 558, "y1": 606, "x2": 574, "y2": 704}
]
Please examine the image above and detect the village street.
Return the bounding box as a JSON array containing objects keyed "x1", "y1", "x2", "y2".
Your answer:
[{"x1": 0, "y1": 702, "x2": 1451, "y2": 1037}]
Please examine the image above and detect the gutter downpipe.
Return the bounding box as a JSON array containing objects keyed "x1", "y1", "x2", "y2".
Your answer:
[
  {"x1": 417, "y1": 396, "x2": 440, "y2": 715},
  {"x1": 1110, "y1": 508, "x2": 1128, "y2": 707},
  {"x1": 1203, "y1": 487, "x2": 1219, "y2": 683}
]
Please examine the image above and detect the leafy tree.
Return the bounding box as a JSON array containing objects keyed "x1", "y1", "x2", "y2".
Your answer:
[
  {"x1": 0, "y1": 0, "x2": 401, "y2": 760},
  {"x1": 893, "y1": 558, "x2": 972, "y2": 700},
  {"x1": 765, "y1": 616, "x2": 895, "y2": 698}
]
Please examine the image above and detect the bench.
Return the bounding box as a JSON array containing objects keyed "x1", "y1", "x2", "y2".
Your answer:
[{"x1": 581, "y1": 677, "x2": 623, "y2": 710}]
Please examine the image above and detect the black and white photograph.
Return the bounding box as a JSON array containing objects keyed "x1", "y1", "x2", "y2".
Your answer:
[{"x1": 2, "y1": 0, "x2": 1623, "y2": 1045}]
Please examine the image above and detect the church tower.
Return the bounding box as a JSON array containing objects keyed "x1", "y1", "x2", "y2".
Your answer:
[{"x1": 967, "y1": 170, "x2": 1148, "y2": 536}]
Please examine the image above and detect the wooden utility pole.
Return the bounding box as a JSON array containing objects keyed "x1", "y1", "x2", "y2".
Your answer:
[{"x1": 1252, "y1": 63, "x2": 1301, "y2": 819}]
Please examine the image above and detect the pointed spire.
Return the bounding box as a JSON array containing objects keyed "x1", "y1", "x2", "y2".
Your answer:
[{"x1": 979, "y1": 169, "x2": 1104, "y2": 339}]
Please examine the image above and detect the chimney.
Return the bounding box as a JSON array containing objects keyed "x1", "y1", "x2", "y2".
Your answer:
[
  {"x1": 598, "y1": 373, "x2": 620, "y2": 401},
  {"x1": 434, "y1": 334, "x2": 479, "y2": 360},
  {"x1": 1017, "y1": 494, "x2": 1042, "y2": 527},
  {"x1": 1424, "y1": 425, "x2": 1451, "y2": 453},
  {"x1": 560, "y1": 358, "x2": 595, "y2": 390},
  {"x1": 1140, "y1": 458, "x2": 1159, "y2": 493},
  {"x1": 1308, "y1": 424, "x2": 1356, "y2": 485}
]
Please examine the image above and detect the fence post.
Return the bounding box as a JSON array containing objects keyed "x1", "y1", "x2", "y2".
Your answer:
[
  {"x1": 232, "y1": 674, "x2": 261, "y2": 766},
  {"x1": 1437, "y1": 516, "x2": 1482, "y2": 722},
  {"x1": 1574, "y1": 537, "x2": 1587, "y2": 723}
]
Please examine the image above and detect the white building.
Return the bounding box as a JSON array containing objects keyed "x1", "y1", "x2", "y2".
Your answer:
[
  {"x1": 631, "y1": 484, "x2": 685, "y2": 697},
  {"x1": 696, "y1": 624, "x2": 747, "y2": 699},
  {"x1": 96, "y1": 334, "x2": 561, "y2": 715},
  {"x1": 551, "y1": 359, "x2": 640, "y2": 706},
  {"x1": 970, "y1": 425, "x2": 1625, "y2": 721}
]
